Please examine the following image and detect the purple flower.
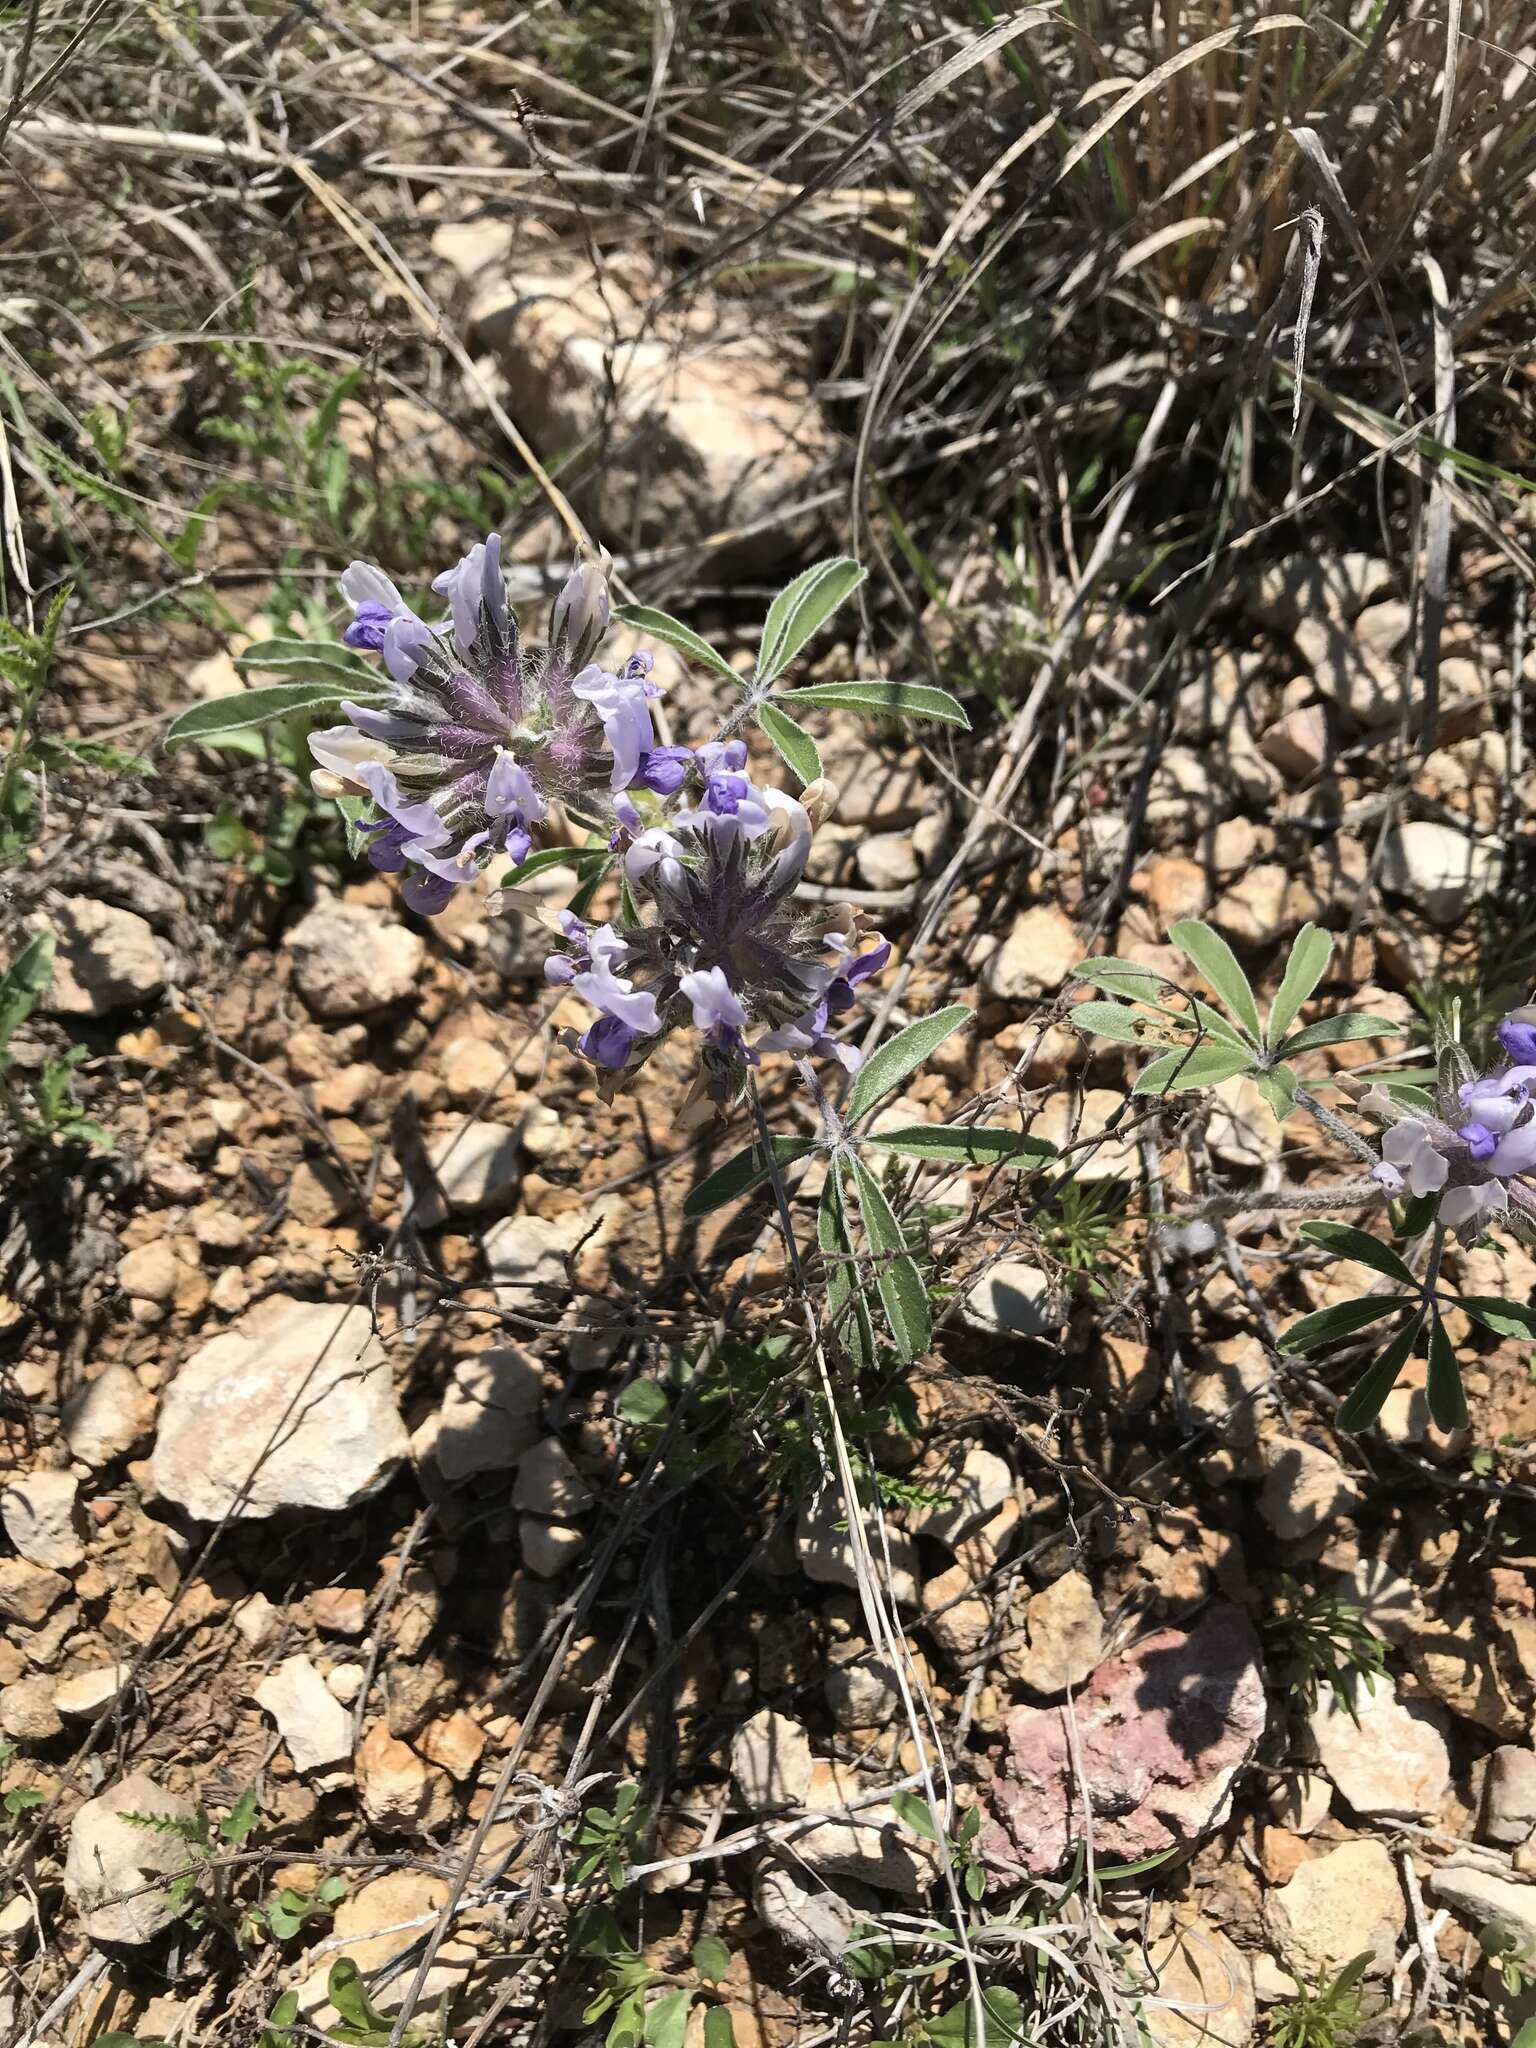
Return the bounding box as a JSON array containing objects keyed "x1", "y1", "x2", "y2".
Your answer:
[
  {"x1": 309, "y1": 541, "x2": 662, "y2": 912},
  {"x1": 634, "y1": 746, "x2": 692, "y2": 796},
  {"x1": 580, "y1": 1016, "x2": 640, "y2": 1069},
  {"x1": 571, "y1": 924, "x2": 662, "y2": 1037},
  {"x1": 1379, "y1": 1120, "x2": 1451, "y2": 1198},
  {"x1": 1492, "y1": 1122, "x2": 1536, "y2": 1178},
  {"x1": 1459, "y1": 1121, "x2": 1499, "y2": 1161},
  {"x1": 1458, "y1": 1069, "x2": 1533, "y2": 1135},
  {"x1": 1499, "y1": 1007, "x2": 1536, "y2": 1066}
]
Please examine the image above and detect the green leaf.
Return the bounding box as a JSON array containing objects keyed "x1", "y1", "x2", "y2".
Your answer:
[
  {"x1": 1267, "y1": 922, "x2": 1334, "y2": 1048},
  {"x1": 326, "y1": 1959, "x2": 392, "y2": 2040},
  {"x1": 1092, "y1": 1846, "x2": 1181, "y2": 1881},
  {"x1": 703, "y1": 2010, "x2": 737, "y2": 2048},
  {"x1": 1252, "y1": 1065, "x2": 1299, "y2": 1120},
  {"x1": 0, "y1": 932, "x2": 55, "y2": 1054},
  {"x1": 843, "y1": 1921, "x2": 896, "y2": 1981},
  {"x1": 1426, "y1": 1312, "x2": 1468, "y2": 1434},
  {"x1": 1168, "y1": 919, "x2": 1261, "y2": 1041},
  {"x1": 788, "y1": 679, "x2": 969, "y2": 728},
  {"x1": 165, "y1": 683, "x2": 378, "y2": 751},
  {"x1": 1131, "y1": 1044, "x2": 1256, "y2": 1094},
  {"x1": 1453, "y1": 1295, "x2": 1536, "y2": 1340},
  {"x1": 1278, "y1": 1013, "x2": 1404, "y2": 1054},
  {"x1": 612, "y1": 604, "x2": 740, "y2": 684},
  {"x1": 889, "y1": 1789, "x2": 939, "y2": 1839},
  {"x1": 928, "y1": 1988, "x2": 1024, "y2": 2048},
  {"x1": 218, "y1": 1786, "x2": 260, "y2": 1844},
  {"x1": 1299, "y1": 1220, "x2": 1419, "y2": 1289},
  {"x1": 1337, "y1": 1312, "x2": 1425, "y2": 1431},
  {"x1": 1277, "y1": 1297, "x2": 1408, "y2": 1353},
  {"x1": 756, "y1": 700, "x2": 822, "y2": 786},
  {"x1": 691, "y1": 1936, "x2": 732, "y2": 1985},
  {"x1": 1069, "y1": 1000, "x2": 1177, "y2": 1047},
  {"x1": 618, "y1": 1380, "x2": 670, "y2": 1428},
  {"x1": 864, "y1": 1124, "x2": 1055, "y2": 1169},
  {"x1": 236, "y1": 637, "x2": 377, "y2": 685},
  {"x1": 1070, "y1": 956, "x2": 1174, "y2": 1001},
  {"x1": 645, "y1": 1990, "x2": 692, "y2": 2048},
  {"x1": 819, "y1": 1173, "x2": 875, "y2": 1368},
  {"x1": 757, "y1": 557, "x2": 866, "y2": 686},
  {"x1": 682, "y1": 1135, "x2": 816, "y2": 1219},
  {"x1": 846, "y1": 1006, "x2": 971, "y2": 1125},
  {"x1": 849, "y1": 1156, "x2": 930, "y2": 1362},
  {"x1": 501, "y1": 844, "x2": 612, "y2": 892}
]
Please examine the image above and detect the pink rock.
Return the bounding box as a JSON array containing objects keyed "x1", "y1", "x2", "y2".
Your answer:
[{"x1": 982, "y1": 1603, "x2": 1267, "y2": 1880}]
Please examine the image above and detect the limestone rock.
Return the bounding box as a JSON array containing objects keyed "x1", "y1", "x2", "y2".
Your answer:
[
  {"x1": 0, "y1": 1675, "x2": 63, "y2": 1743},
  {"x1": 1332, "y1": 1557, "x2": 1423, "y2": 1646},
  {"x1": 797, "y1": 1497, "x2": 920, "y2": 1608},
  {"x1": 294, "y1": 1869, "x2": 472, "y2": 2018},
  {"x1": 420, "y1": 1119, "x2": 522, "y2": 1220},
  {"x1": 905, "y1": 1446, "x2": 1012, "y2": 1548},
  {"x1": 983, "y1": 1604, "x2": 1266, "y2": 1877},
  {"x1": 981, "y1": 905, "x2": 1080, "y2": 1002},
  {"x1": 63, "y1": 1365, "x2": 155, "y2": 1468},
  {"x1": 1, "y1": 1470, "x2": 86, "y2": 1570},
  {"x1": 794, "y1": 1758, "x2": 937, "y2": 1894},
  {"x1": 922, "y1": 1565, "x2": 992, "y2": 1661},
  {"x1": 1484, "y1": 1748, "x2": 1536, "y2": 1848},
  {"x1": 0, "y1": 1558, "x2": 67, "y2": 1625},
  {"x1": 1267, "y1": 1772, "x2": 1333, "y2": 1836},
  {"x1": 433, "y1": 1346, "x2": 543, "y2": 1482},
  {"x1": 255, "y1": 1655, "x2": 355, "y2": 1772},
  {"x1": 1264, "y1": 1838, "x2": 1405, "y2": 1979},
  {"x1": 753, "y1": 1860, "x2": 861, "y2": 1964},
  {"x1": 63, "y1": 1772, "x2": 199, "y2": 1944},
  {"x1": 357, "y1": 1721, "x2": 454, "y2": 1836},
  {"x1": 1429, "y1": 1863, "x2": 1536, "y2": 1950},
  {"x1": 1032, "y1": 1088, "x2": 1140, "y2": 1180},
  {"x1": 40, "y1": 900, "x2": 164, "y2": 1015},
  {"x1": 1309, "y1": 1680, "x2": 1449, "y2": 1819},
  {"x1": 53, "y1": 1663, "x2": 132, "y2": 1719},
  {"x1": 1000, "y1": 1571, "x2": 1105, "y2": 1698},
  {"x1": 285, "y1": 899, "x2": 424, "y2": 1018},
  {"x1": 1260, "y1": 706, "x2": 1328, "y2": 781},
  {"x1": 1258, "y1": 1436, "x2": 1360, "y2": 1541},
  {"x1": 1381, "y1": 822, "x2": 1500, "y2": 927},
  {"x1": 856, "y1": 832, "x2": 920, "y2": 891},
  {"x1": 1142, "y1": 1917, "x2": 1256, "y2": 2048},
  {"x1": 1187, "y1": 1337, "x2": 1270, "y2": 1450},
  {"x1": 512, "y1": 1438, "x2": 593, "y2": 1517},
  {"x1": 961, "y1": 1261, "x2": 1062, "y2": 1339},
  {"x1": 519, "y1": 1518, "x2": 586, "y2": 1577},
  {"x1": 150, "y1": 1295, "x2": 408, "y2": 1521},
  {"x1": 826, "y1": 1648, "x2": 902, "y2": 1731},
  {"x1": 117, "y1": 1240, "x2": 179, "y2": 1305}
]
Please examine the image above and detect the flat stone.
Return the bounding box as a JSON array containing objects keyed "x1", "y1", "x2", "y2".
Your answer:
[
  {"x1": 1381, "y1": 822, "x2": 1501, "y2": 927},
  {"x1": 905, "y1": 1446, "x2": 1012, "y2": 1548},
  {"x1": 0, "y1": 1674, "x2": 63, "y2": 1743},
  {"x1": 1206, "y1": 1074, "x2": 1287, "y2": 1171},
  {"x1": 1000, "y1": 1571, "x2": 1105, "y2": 1698},
  {"x1": 356, "y1": 1720, "x2": 454, "y2": 1837},
  {"x1": 1267, "y1": 1772, "x2": 1333, "y2": 1836},
  {"x1": 63, "y1": 1772, "x2": 200, "y2": 1944},
  {"x1": 826, "y1": 1648, "x2": 902, "y2": 1731},
  {"x1": 285, "y1": 899, "x2": 424, "y2": 1018},
  {"x1": 1265, "y1": 1837, "x2": 1404, "y2": 1979},
  {"x1": 731, "y1": 1710, "x2": 814, "y2": 1810},
  {"x1": 293, "y1": 1869, "x2": 471, "y2": 2018},
  {"x1": 0, "y1": 1558, "x2": 68, "y2": 1625},
  {"x1": 982, "y1": 904, "x2": 1081, "y2": 1002},
  {"x1": 53, "y1": 1662, "x2": 132, "y2": 1719},
  {"x1": 1142, "y1": 1917, "x2": 1256, "y2": 2048},
  {"x1": 39, "y1": 900, "x2": 164, "y2": 1015},
  {"x1": 255, "y1": 1655, "x2": 355, "y2": 1772},
  {"x1": 433, "y1": 1346, "x2": 543, "y2": 1482},
  {"x1": 754, "y1": 1861, "x2": 861, "y2": 1965},
  {"x1": 1, "y1": 1470, "x2": 86, "y2": 1570},
  {"x1": 1332, "y1": 1557, "x2": 1424, "y2": 1645},
  {"x1": 519, "y1": 1517, "x2": 586, "y2": 1576},
  {"x1": 117, "y1": 1240, "x2": 179, "y2": 1305},
  {"x1": 797, "y1": 1496, "x2": 920, "y2": 1609},
  {"x1": 1310, "y1": 1680, "x2": 1449, "y2": 1819},
  {"x1": 511, "y1": 1437, "x2": 592, "y2": 1517},
  {"x1": 855, "y1": 832, "x2": 920, "y2": 891},
  {"x1": 961, "y1": 1260, "x2": 1062, "y2": 1339},
  {"x1": 983, "y1": 1604, "x2": 1267, "y2": 1878},
  {"x1": 1260, "y1": 705, "x2": 1328, "y2": 780},
  {"x1": 63, "y1": 1365, "x2": 155, "y2": 1468},
  {"x1": 1259, "y1": 1436, "x2": 1361, "y2": 1542},
  {"x1": 1484, "y1": 1748, "x2": 1536, "y2": 1848},
  {"x1": 421, "y1": 1119, "x2": 522, "y2": 1219},
  {"x1": 150, "y1": 1295, "x2": 408, "y2": 1521},
  {"x1": 1428, "y1": 1863, "x2": 1536, "y2": 1950}
]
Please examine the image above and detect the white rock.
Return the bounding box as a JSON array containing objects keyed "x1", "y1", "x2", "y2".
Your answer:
[
  {"x1": 855, "y1": 832, "x2": 920, "y2": 892},
  {"x1": 0, "y1": 1675, "x2": 63, "y2": 1742},
  {"x1": 53, "y1": 1663, "x2": 132, "y2": 1719},
  {"x1": 433, "y1": 1346, "x2": 543, "y2": 1482},
  {"x1": 1, "y1": 1470, "x2": 85, "y2": 1570},
  {"x1": 519, "y1": 1517, "x2": 586, "y2": 1576},
  {"x1": 731, "y1": 1709, "x2": 814, "y2": 1809},
  {"x1": 1259, "y1": 705, "x2": 1328, "y2": 781},
  {"x1": 39, "y1": 900, "x2": 164, "y2": 1015},
  {"x1": 981, "y1": 905, "x2": 1080, "y2": 1002},
  {"x1": 826, "y1": 1649, "x2": 902, "y2": 1731},
  {"x1": 1142, "y1": 1917, "x2": 1256, "y2": 2048},
  {"x1": 421, "y1": 1120, "x2": 522, "y2": 1218},
  {"x1": 1331, "y1": 1557, "x2": 1424, "y2": 1646},
  {"x1": 905, "y1": 1446, "x2": 1012, "y2": 1547},
  {"x1": 961, "y1": 1260, "x2": 1062, "y2": 1338},
  {"x1": 1310, "y1": 1680, "x2": 1449, "y2": 1819},
  {"x1": 150, "y1": 1295, "x2": 408, "y2": 1521},
  {"x1": 63, "y1": 1365, "x2": 155, "y2": 1468},
  {"x1": 1429, "y1": 1863, "x2": 1536, "y2": 1950},
  {"x1": 1264, "y1": 1837, "x2": 1406, "y2": 1979},
  {"x1": 1267, "y1": 1772, "x2": 1333, "y2": 1835},
  {"x1": 1294, "y1": 609, "x2": 1408, "y2": 726},
  {"x1": 1004, "y1": 1571, "x2": 1105, "y2": 1698},
  {"x1": 1258, "y1": 1436, "x2": 1361, "y2": 1541},
  {"x1": 254, "y1": 1655, "x2": 355, "y2": 1772},
  {"x1": 63, "y1": 1772, "x2": 199, "y2": 1944},
  {"x1": 1485, "y1": 1748, "x2": 1536, "y2": 1848},
  {"x1": 285, "y1": 899, "x2": 424, "y2": 1018},
  {"x1": 512, "y1": 1438, "x2": 592, "y2": 1517},
  {"x1": 797, "y1": 1496, "x2": 920, "y2": 1608},
  {"x1": 1381, "y1": 822, "x2": 1501, "y2": 927},
  {"x1": 753, "y1": 1860, "x2": 861, "y2": 1963},
  {"x1": 483, "y1": 1199, "x2": 623, "y2": 1293},
  {"x1": 1206, "y1": 1074, "x2": 1287, "y2": 1170}
]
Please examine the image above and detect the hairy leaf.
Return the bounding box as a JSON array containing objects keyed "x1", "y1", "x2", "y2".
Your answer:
[
  {"x1": 1070, "y1": 956, "x2": 1174, "y2": 1001},
  {"x1": 165, "y1": 682, "x2": 380, "y2": 750},
  {"x1": 1300, "y1": 1220, "x2": 1419, "y2": 1288},
  {"x1": 1131, "y1": 1044, "x2": 1255, "y2": 1094},
  {"x1": 1426, "y1": 1312, "x2": 1469, "y2": 1434},
  {"x1": 865, "y1": 1123, "x2": 1055, "y2": 1168},
  {"x1": 612, "y1": 603, "x2": 740, "y2": 682},
  {"x1": 756, "y1": 700, "x2": 823, "y2": 786},
  {"x1": 500, "y1": 844, "x2": 612, "y2": 892},
  {"x1": 850, "y1": 1155, "x2": 930, "y2": 1362},
  {"x1": 846, "y1": 1006, "x2": 971, "y2": 1124},
  {"x1": 819, "y1": 1172, "x2": 876, "y2": 1368},
  {"x1": 1267, "y1": 922, "x2": 1334, "y2": 1047},
  {"x1": 1252, "y1": 1065, "x2": 1299, "y2": 1120},
  {"x1": 1277, "y1": 1296, "x2": 1408, "y2": 1353},
  {"x1": 1070, "y1": 1000, "x2": 1178, "y2": 1047},
  {"x1": 682, "y1": 1136, "x2": 816, "y2": 1219},
  {"x1": 1278, "y1": 1013, "x2": 1404, "y2": 1054},
  {"x1": 757, "y1": 558, "x2": 866, "y2": 686},
  {"x1": 0, "y1": 931, "x2": 55, "y2": 1057},
  {"x1": 1168, "y1": 919, "x2": 1261, "y2": 1041},
  {"x1": 789, "y1": 679, "x2": 969, "y2": 728},
  {"x1": 1453, "y1": 1295, "x2": 1536, "y2": 1340},
  {"x1": 236, "y1": 636, "x2": 377, "y2": 686}
]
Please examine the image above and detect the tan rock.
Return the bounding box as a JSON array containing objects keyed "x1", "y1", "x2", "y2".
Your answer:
[
  {"x1": 981, "y1": 905, "x2": 1080, "y2": 1002},
  {"x1": 255, "y1": 1656, "x2": 355, "y2": 1772},
  {"x1": 1310, "y1": 1680, "x2": 1449, "y2": 1819},
  {"x1": 356, "y1": 1721, "x2": 454, "y2": 1836},
  {"x1": 1259, "y1": 1435, "x2": 1361, "y2": 1541},
  {"x1": 39, "y1": 900, "x2": 165, "y2": 1016},
  {"x1": 62, "y1": 1772, "x2": 199, "y2": 1943},
  {"x1": 1142, "y1": 1916, "x2": 1255, "y2": 2048},
  {"x1": 1000, "y1": 1571, "x2": 1104, "y2": 1697},
  {"x1": 1264, "y1": 1838, "x2": 1405, "y2": 1979},
  {"x1": 63, "y1": 1364, "x2": 155, "y2": 1467}
]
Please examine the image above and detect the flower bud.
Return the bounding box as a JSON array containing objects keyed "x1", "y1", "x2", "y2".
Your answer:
[
  {"x1": 800, "y1": 777, "x2": 839, "y2": 830},
  {"x1": 552, "y1": 558, "x2": 611, "y2": 666}
]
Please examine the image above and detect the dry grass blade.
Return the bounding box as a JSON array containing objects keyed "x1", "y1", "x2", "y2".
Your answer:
[
  {"x1": 1054, "y1": 15, "x2": 1306, "y2": 183},
  {"x1": 1418, "y1": 251, "x2": 1457, "y2": 752}
]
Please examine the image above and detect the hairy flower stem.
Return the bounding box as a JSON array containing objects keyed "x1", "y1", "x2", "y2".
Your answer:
[
  {"x1": 1173, "y1": 1178, "x2": 1389, "y2": 1222},
  {"x1": 1294, "y1": 1083, "x2": 1384, "y2": 1168}
]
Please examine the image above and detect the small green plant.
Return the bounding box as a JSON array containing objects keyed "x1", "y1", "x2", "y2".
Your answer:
[
  {"x1": 1263, "y1": 1952, "x2": 1369, "y2": 2048},
  {"x1": 261, "y1": 1870, "x2": 347, "y2": 1941},
  {"x1": 0, "y1": 1739, "x2": 44, "y2": 1834},
  {"x1": 1263, "y1": 1578, "x2": 1386, "y2": 1723},
  {"x1": 575, "y1": 1907, "x2": 736, "y2": 2048},
  {"x1": 121, "y1": 1786, "x2": 262, "y2": 1928},
  {"x1": 891, "y1": 1790, "x2": 989, "y2": 1902},
  {"x1": 1479, "y1": 1919, "x2": 1536, "y2": 1998},
  {"x1": 572, "y1": 1781, "x2": 650, "y2": 1888},
  {"x1": 1036, "y1": 1180, "x2": 1130, "y2": 1294},
  {"x1": 0, "y1": 933, "x2": 111, "y2": 1151}
]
